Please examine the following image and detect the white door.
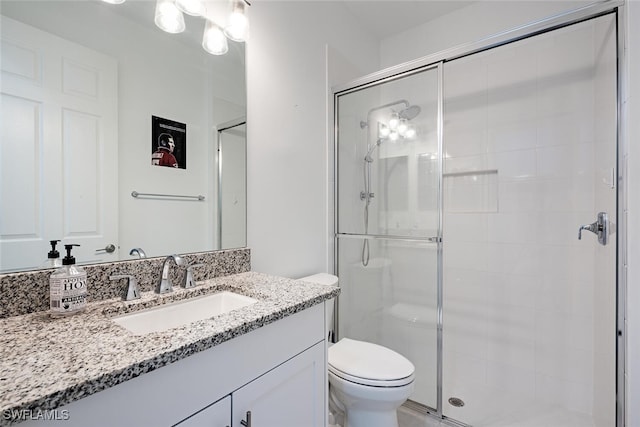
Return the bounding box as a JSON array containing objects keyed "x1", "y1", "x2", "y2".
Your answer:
[
  {"x1": 1, "y1": 16, "x2": 118, "y2": 271},
  {"x1": 233, "y1": 342, "x2": 325, "y2": 427}
]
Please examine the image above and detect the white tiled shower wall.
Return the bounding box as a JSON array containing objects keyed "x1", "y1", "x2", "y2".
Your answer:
[{"x1": 441, "y1": 15, "x2": 616, "y2": 424}]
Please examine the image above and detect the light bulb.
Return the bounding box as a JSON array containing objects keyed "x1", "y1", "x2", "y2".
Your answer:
[
  {"x1": 176, "y1": 0, "x2": 205, "y2": 16},
  {"x1": 379, "y1": 125, "x2": 390, "y2": 138},
  {"x1": 397, "y1": 118, "x2": 408, "y2": 136},
  {"x1": 224, "y1": 0, "x2": 250, "y2": 42},
  {"x1": 388, "y1": 113, "x2": 399, "y2": 130},
  {"x1": 155, "y1": 0, "x2": 185, "y2": 33},
  {"x1": 389, "y1": 131, "x2": 399, "y2": 141},
  {"x1": 405, "y1": 126, "x2": 416, "y2": 139},
  {"x1": 202, "y1": 20, "x2": 228, "y2": 55}
]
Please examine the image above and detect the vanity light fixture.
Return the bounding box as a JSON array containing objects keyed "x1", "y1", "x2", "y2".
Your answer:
[
  {"x1": 223, "y1": 0, "x2": 250, "y2": 42},
  {"x1": 155, "y1": 0, "x2": 186, "y2": 34},
  {"x1": 202, "y1": 20, "x2": 228, "y2": 55},
  {"x1": 101, "y1": 0, "x2": 126, "y2": 3},
  {"x1": 176, "y1": 0, "x2": 206, "y2": 17},
  {"x1": 150, "y1": 0, "x2": 249, "y2": 55}
]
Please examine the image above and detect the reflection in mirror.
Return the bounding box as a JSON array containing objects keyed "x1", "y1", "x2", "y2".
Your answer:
[
  {"x1": 0, "y1": 0, "x2": 246, "y2": 273},
  {"x1": 218, "y1": 119, "x2": 246, "y2": 249}
]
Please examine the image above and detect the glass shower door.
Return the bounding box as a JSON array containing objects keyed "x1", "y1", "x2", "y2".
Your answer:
[
  {"x1": 441, "y1": 13, "x2": 617, "y2": 426},
  {"x1": 336, "y1": 65, "x2": 441, "y2": 410}
]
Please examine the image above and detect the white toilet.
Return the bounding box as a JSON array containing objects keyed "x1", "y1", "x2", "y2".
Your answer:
[{"x1": 299, "y1": 274, "x2": 415, "y2": 427}]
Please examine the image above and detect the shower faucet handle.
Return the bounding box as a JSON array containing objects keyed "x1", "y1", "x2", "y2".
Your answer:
[
  {"x1": 578, "y1": 223, "x2": 597, "y2": 240},
  {"x1": 578, "y1": 212, "x2": 609, "y2": 245}
]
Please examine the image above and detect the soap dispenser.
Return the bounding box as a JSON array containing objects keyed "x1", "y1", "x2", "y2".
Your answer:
[
  {"x1": 49, "y1": 244, "x2": 87, "y2": 318},
  {"x1": 42, "y1": 240, "x2": 62, "y2": 268}
]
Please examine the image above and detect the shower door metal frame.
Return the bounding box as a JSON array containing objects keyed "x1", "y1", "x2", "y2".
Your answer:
[
  {"x1": 216, "y1": 117, "x2": 247, "y2": 250},
  {"x1": 333, "y1": 0, "x2": 626, "y2": 425}
]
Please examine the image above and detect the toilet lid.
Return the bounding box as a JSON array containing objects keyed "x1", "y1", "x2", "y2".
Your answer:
[{"x1": 328, "y1": 338, "x2": 415, "y2": 386}]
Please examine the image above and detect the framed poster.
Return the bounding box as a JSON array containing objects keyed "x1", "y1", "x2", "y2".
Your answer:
[{"x1": 151, "y1": 115, "x2": 186, "y2": 169}]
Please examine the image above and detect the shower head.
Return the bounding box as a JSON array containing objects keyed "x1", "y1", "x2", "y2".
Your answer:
[
  {"x1": 360, "y1": 100, "x2": 420, "y2": 129},
  {"x1": 399, "y1": 105, "x2": 421, "y2": 121}
]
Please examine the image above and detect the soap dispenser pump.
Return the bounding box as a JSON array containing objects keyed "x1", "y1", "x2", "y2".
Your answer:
[
  {"x1": 49, "y1": 244, "x2": 88, "y2": 318},
  {"x1": 42, "y1": 240, "x2": 62, "y2": 268}
]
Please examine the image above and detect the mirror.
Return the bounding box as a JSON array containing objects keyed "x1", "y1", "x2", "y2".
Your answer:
[{"x1": 0, "y1": 0, "x2": 246, "y2": 273}]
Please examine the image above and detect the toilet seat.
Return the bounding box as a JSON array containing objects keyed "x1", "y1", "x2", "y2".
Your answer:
[
  {"x1": 329, "y1": 365, "x2": 414, "y2": 387},
  {"x1": 328, "y1": 338, "x2": 415, "y2": 388}
]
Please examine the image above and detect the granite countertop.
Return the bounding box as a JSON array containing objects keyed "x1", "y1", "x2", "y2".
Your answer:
[{"x1": 0, "y1": 272, "x2": 339, "y2": 425}]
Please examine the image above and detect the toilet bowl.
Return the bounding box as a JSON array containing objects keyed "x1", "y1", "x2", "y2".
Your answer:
[
  {"x1": 328, "y1": 338, "x2": 415, "y2": 427},
  {"x1": 299, "y1": 274, "x2": 416, "y2": 427}
]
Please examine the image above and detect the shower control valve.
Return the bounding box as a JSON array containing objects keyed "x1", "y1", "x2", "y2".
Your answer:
[
  {"x1": 578, "y1": 212, "x2": 609, "y2": 246},
  {"x1": 360, "y1": 191, "x2": 375, "y2": 201}
]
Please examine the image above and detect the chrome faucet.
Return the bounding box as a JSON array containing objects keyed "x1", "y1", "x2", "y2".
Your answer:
[
  {"x1": 156, "y1": 254, "x2": 185, "y2": 294},
  {"x1": 129, "y1": 247, "x2": 147, "y2": 258}
]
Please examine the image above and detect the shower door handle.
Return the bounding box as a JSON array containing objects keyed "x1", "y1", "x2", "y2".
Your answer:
[{"x1": 578, "y1": 212, "x2": 608, "y2": 245}]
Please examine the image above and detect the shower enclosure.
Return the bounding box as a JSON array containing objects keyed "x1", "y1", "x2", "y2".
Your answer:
[{"x1": 334, "y1": 5, "x2": 620, "y2": 427}]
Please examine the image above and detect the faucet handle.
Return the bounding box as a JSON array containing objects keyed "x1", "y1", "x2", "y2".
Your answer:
[
  {"x1": 182, "y1": 263, "x2": 204, "y2": 289},
  {"x1": 110, "y1": 274, "x2": 141, "y2": 301}
]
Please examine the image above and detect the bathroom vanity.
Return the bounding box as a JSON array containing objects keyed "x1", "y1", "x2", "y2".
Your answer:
[{"x1": 0, "y1": 271, "x2": 338, "y2": 426}]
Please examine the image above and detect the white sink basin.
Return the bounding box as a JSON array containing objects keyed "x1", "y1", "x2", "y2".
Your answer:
[{"x1": 112, "y1": 291, "x2": 258, "y2": 335}]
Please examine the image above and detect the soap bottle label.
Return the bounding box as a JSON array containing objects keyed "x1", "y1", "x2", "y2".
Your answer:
[{"x1": 50, "y1": 276, "x2": 87, "y2": 313}]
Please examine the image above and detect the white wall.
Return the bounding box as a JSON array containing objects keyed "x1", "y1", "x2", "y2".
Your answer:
[{"x1": 246, "y1": 1, "x2": 380, "y2": 278}]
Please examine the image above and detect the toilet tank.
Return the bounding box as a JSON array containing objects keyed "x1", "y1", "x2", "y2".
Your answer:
[{"x1": 299, "y1": 273, "x2": 338, "y2": 341}]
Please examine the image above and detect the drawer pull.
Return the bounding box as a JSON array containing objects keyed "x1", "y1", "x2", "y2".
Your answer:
[{"x1": 240, "y1": 411, "x2": 252, "y2": 427}]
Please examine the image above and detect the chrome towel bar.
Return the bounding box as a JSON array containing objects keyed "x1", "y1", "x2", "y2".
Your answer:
[{"x1": 131, "y1": 191, "x2": 205, "y2": 201}]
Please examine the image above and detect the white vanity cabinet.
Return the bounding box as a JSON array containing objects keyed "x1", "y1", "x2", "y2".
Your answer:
[
  {"x1": 231, "y1": 341, "x2": 325, "y2": 427},
  {"x1": 177, "y1": 341, "x2": 324, "y2": 427},
  {"x1": 176, "y1": 396, "x2": 230, "y2": 427},
  {"x1": 20, "y1": 303, "x2": 326, "y2": 427}
]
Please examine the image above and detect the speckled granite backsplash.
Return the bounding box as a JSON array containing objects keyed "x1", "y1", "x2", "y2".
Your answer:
[{"x1": 0, "y1": 248, "x2": 250, "y2": 318}]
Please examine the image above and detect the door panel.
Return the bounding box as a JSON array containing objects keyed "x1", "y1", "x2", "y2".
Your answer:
[
  {"x1": 0, "y1": 16, "x2": 118, "y2": 271},
  {"x1": 441, "y1": 13, "x2": 617, "y2": 426},
  {"x1": 175, "y1": 395, "x2": 230, "y2": 427},
  {"x1": 336, "y1": 65, "x2": 441, "y2": 411},
  {"x1": 232, "y1": 342, "x2": 325, "y2": 427}
]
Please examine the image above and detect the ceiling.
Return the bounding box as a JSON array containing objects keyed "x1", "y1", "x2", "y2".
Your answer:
[
  {"x1": 95, "y1": 1, "x2": 475, "y2": 45},
  {"x1": 340, "y1": 1, "x2": 476, "y2": 40}
]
